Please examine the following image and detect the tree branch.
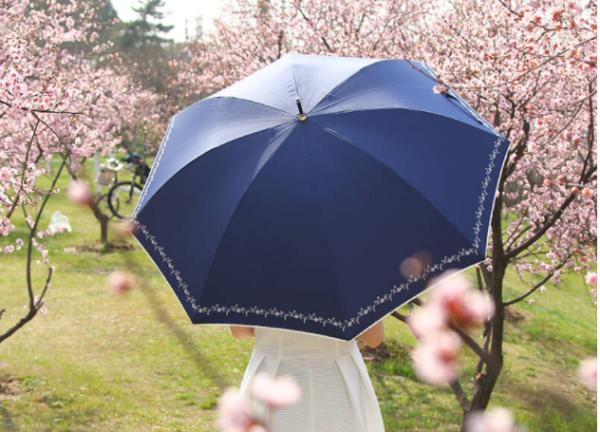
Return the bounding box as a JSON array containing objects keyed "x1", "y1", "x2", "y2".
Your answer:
[{"x1": 504, "y1": 168, "x2": 595, "y2": 261}]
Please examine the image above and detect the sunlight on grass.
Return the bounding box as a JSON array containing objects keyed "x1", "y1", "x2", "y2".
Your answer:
[{"x1": 0, "y1": 161, "x2": 596, "y2": 431}]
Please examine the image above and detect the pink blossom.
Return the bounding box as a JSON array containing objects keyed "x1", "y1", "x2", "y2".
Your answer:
[
  {"x1": 115, "y1": 220, "x2": 138, "y2": 240},
  {"x1": 539, "y1": 286, "x2": 546, "y2": 293},
  {"x1": 577, "y1": 357, "x2": 597, "y2": 391},
  {"x1": 399, "y1": 253, "x2": 431, "y2": 278},
  {"x1": 251, "y1": 372, "x2": 302, "y2": 408},
  {"x1": 406, "y1": 302, "x2": 447, "y2": 338},
  {"x1": 216, "y1": 387, "x2": 256, "y2": 432},
  {"x1": 67, "y1": 180, "x2": 93, "y2": 205},
  {"x1": 107, "y1": 271, "x2": 136, "y2": 295},
  {"x1": 3, "y1": 245, "x2": 14, "y2": 253},
  {"x1": 568, "y1": 2, "x2": 583, "y2": 15},
  {"x1": 433, "y1": 84, "x2": 449, "y2": 94},
  {"x1": 412, "y1": 331, "x2": 462, "y2": 386},
  {"x1": 585, "y1": 272, "x2": 596, "y2": 286},
  {"x1": 581, "y1": 188, "x2": 594, "y2": 200},
  {"x1": 465, "y1": 407, "x2": 521, "y2": 432},
  {"x1": 428, "y1": 270, "x2": 495, "y2": 328},
  {"x1": 528, "y1": 299, "x2": 535, "y2": 305}
]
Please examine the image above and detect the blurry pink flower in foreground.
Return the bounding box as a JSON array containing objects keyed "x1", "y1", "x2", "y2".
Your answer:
[
  {"x1": 585, "y1": 272, "x2": 597, "y2": 286},
  {"x1": 407, "y1": 302, "x2": 447, "y2": 339},
  {"x1": 581, "y1": 187, "x2": 594, "y2": 200},
  {"x1": 528, "y1": 299, "x2": 535, "y2": 305},
  {"x1": 539, "y1": 286, "x2": 547, "y2": 293},
  {"x1": 216, "y1": 374, "x2": 301, "y2": 432},
  {"x1": 216, "y1": 387, "x2": 256, "y2": 432},
  {"x1": 412, "y1": 331, "x2": 461, "y2": 386},
  {"x1": 465, "y1": 407, "x2": 524, "y2": 432},
  {"x1": 427, "y1": 270, "x2": 495, "y2": 328},
  {"x1": 107, "y1": 271, "x2": 136, "y2": 295},
  {"x1": 577, "y1": 357, "x2": 597, "y2": 391},
  {"x1": 408, "y1": 270, "x2": 496, "y2": 386},
  {"x1": 115, "y1": 220, "x2": 138, "y2": 241},
  {"x1": 251, "y1": 372, "x2": 301, "y2": 408},
  {"x1": 67, "y1": 180, "x2": 93, "y2": 205},
  {"x1": 399, "y1": 250, "x2": 432, "y2": 278}
]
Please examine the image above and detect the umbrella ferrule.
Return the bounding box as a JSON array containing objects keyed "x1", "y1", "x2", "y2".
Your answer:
[{"x1": 296, "y1": 97, "x2": 307, "y2": 121}]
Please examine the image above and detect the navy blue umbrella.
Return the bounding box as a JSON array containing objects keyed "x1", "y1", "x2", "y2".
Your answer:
[{"x1": 131, "y1": 53, "x2": 510, "y2": 341}]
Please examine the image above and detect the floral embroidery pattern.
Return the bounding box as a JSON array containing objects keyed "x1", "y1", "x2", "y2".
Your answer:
[{"x1": 132, "y1": 131, "x2": 502, "y2": 332}]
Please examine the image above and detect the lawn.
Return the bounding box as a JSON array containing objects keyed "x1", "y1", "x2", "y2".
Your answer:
[{"x1": 0, "y1": 160, "x2": 596, "y2": 432}]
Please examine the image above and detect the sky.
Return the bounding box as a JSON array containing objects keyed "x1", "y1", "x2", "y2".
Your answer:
[{"x1": 111, "y1": 0, "x2": 225, "y2": 42}]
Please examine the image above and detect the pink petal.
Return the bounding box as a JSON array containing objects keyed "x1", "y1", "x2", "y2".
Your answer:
[
  {"x1": 251, "y1": 372, "x2": 301, "y2": 407},
  {"x1": 577, "y1": 357, "x2": 597, "y2": 391},
  {"x1": 465, "y1": 407, "x2": 517, "y2": 432},
  {"x1": 216, "y1": 387, "x2": 255, "y2": 430}
]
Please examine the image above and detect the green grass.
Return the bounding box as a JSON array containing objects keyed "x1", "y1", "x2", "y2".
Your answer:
[{"x1": 0, "y1": 161, "x2": 596, "y2": 431}]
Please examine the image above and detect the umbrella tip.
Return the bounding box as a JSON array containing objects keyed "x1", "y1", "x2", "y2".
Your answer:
[{"x1": 296, "y1": 97, "x2": 307, "y2": 121}]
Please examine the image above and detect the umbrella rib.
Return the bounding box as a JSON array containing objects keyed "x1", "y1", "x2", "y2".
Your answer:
[
  {"x1": 134, "y1": 121, "x2": 296, "y2": 221},
  {"x1": 208, "y1": 96, "x2": 297, "y2": 116},
  {"x1": 300, "y1": 124, "x2": 347, "y2": 327},
  {"x1": 195, "y1": 123, "x2": 298, "y2": 311},
  {"x1": 289, "y1": 54, "x2": 301, "y2": 100},
  {"x1": 311, "y1": 107, "x2": 501, "y2": 139},
  {"x1": 312, "y1": 122, "x2": 482, "y2": 253},
  {"x1": 305, "y1": 59, "x2": 395, "y2": 114}
]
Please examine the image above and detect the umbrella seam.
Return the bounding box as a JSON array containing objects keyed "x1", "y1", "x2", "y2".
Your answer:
[
  {"x1": 420, "y1": 62, "x2": 500, "y2": 137},
  {"x1": 289, "y1": 53, "x2": 301, "y2": 101},
  {"x1": 195, "y1": 122, "x2": 298, "y2": 312},
  {"x1": 301, "y1": 123, "x2": 348, "y2": 330},
  {"x1": 131, "y1": 130, "x2": 505, "y2": 339},
  {"x1": 312, "y1": 121, "x2": 486, "y2": 250},
  {"x1": 134, "y1": 121, "x2": 296, "y2": 222},
  {"x1": 132, "y1": 113, "x2": 178, "y2": 219},
  {"x1": 311, "y1": 107, "x2": 498, "y2": 138},
  {"x1": 207, "y1": 96, "x2": 296, "y2": 116},
  {"x1": 306, "y1": 59, "x2": 396, "y2": 114}
]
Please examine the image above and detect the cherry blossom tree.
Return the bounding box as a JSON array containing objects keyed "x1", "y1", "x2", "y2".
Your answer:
[
  {"x1": 407, "y1": 0, "x2": 597, "y2": 421},
  {"x1": 172, "y1": 0, "x2": 596, "y2": 427},
  {"x1": 0, "y1": 0, "x2": 162, "y2": 344}
]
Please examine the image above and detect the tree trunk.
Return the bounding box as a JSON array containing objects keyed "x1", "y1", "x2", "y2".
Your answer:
[
  {"x1": 461, "y1": 186, "x2": 508, "y2": 429},
  {"x1": 99, "y1": 213, "x2": 109, "y2": 245}
]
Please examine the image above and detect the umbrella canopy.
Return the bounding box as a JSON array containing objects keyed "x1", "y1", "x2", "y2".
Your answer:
[{"x1": 131, "y1": 53, "x2": 510, "y2": 341}]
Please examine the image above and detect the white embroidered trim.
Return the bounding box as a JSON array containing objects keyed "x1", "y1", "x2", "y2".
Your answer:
[
  {"x1": 132, "y1": 114, "x2": 178, "y2": 220},
  {"x1": 473, "y1": 137, "x2": 503, "y2": 249},
  {"x1": 131, "y1": 133, "x2": 503, "y2": 332},
  {"x1": 134, "y1": 218, "x2": 479, "y2": 331}
]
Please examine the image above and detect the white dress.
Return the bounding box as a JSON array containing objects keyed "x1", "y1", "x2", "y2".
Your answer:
[{"x1": 239, "y1": 327, "x2": 386, "y2": 432}]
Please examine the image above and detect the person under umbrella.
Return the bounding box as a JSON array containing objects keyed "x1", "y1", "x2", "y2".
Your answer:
[
  {"x1": 131, "y1": 53, "x2": 510, "y2": 432},
  {"x1": 230, "y1": 321, "x2": 386, "y2": 431}
]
